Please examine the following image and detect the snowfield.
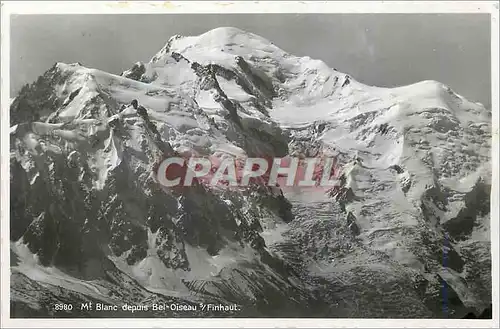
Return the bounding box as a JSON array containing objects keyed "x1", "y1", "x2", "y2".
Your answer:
[{"x1": 9, "y1": 27, "x2": 492, "y2": 318}]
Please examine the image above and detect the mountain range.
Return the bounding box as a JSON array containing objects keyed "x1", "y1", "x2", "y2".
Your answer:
[{"x1": 9, "y1": 27, "x2": 492, "y2": 318}]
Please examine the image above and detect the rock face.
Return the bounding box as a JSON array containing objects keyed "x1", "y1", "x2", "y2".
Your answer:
[{"x1": 10, "y1": 27, "x2": 491, "y2": 318}]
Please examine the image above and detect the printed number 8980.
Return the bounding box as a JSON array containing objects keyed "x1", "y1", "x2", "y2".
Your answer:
[{"x1": 54, "y1": 304, "x2": 73, "y2": 311}]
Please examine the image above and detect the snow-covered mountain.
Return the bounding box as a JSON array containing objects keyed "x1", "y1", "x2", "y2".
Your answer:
[{"x1": 9, "y1": 27, "x2": 491, "y2": 318}]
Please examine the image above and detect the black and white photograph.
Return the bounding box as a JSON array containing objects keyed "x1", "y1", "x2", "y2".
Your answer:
[{"x1": 1, "y1": 1, "x2": 498, "y2": 327}]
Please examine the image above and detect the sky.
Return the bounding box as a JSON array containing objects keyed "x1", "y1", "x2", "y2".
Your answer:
[{"x1": 10, "y1": 14, "x2": 491, "y2": 108}]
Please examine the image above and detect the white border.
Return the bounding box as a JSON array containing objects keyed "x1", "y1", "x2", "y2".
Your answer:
[{"x1": 1, "y1": 1, "x2": 498, "y2": 328}]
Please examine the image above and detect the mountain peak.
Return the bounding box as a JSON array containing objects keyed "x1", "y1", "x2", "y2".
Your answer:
[
  {"x1": 171, "y1": 26, "x2": 267, "y2": 48},
  {"x1": 150, "y1": 27, "x2": 285, "y2": 66}
]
